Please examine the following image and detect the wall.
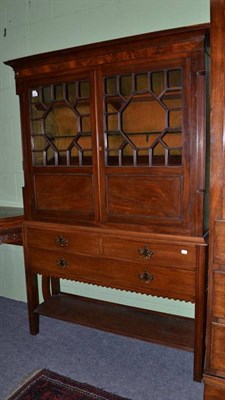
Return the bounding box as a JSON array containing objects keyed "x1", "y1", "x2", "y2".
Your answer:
[{"x1": 0, "y1": 0, "x2": 210, "y2": 316}]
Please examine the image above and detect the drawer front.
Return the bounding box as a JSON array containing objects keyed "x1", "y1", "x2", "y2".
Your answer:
[
  {"x1": 212, "y1": 271, "x2": 225, "y2": 319},
  {"x1": 214, "y1": 220, "x2": 225, "y2": 264},
  {"x1": 28, "y1": 247, "x2": 195, "y2": 302},
  {"x1": 103, "y1": 237, "x2": 196, "y2": 269},
  {"x1": 210, "y1": 323, "x2": 225, "y2": 373},
  {"x1": 26, "y1": 227, "x2": 100, "y2": 256}
]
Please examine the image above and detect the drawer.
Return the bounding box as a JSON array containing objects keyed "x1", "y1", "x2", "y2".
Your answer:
[
  {"x1": 211, "y1": 323, "x2": 225, "y2": 372},
  {"x1": 26, "y1": 227, "x2": 100, "y2": 256},
  {"x1": 103, "y1": 237, "x2": 196, "y2": 269},
  {"x1": 212, "y1": 271, "x2": 225, "y2": 319},
  {"x1": 28, "y1": 247, "x2": 195, "y2": 302}
]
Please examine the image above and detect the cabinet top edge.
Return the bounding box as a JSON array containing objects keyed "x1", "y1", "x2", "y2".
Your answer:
[{"x1": 4, "y1": 23, "x2": 210, "y2": 72}]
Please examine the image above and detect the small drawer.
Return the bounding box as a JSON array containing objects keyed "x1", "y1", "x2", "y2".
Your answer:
[
  {"x1": 103, "y1": 237, "x2": 196, "y2": 269},
  {"x1": 117, "y1": 263, "x2": 195, "y2": 302},
  {"x1": 28, "y1": 247, "x2": 100, "y2": 280},
  {"x1": 212, "y1": 271, "x2": 225, "y2": 319},
  {"x1": 26, "y1": 227, "x2": 100, "y2": 256}
]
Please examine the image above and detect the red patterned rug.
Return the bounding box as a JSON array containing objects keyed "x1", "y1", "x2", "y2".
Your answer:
[{"x1": 7, "y1": 369, "x2": 130, "y2": 400}]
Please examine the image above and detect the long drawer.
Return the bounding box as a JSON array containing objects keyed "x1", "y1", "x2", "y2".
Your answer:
[{"x1": 27, "y1": 247, "x2": 195, "y2": 302}]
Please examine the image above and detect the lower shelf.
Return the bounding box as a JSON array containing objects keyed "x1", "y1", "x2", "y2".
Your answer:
[{"x1": 35, "y1": 292, "x2": 194, "y2": 351}]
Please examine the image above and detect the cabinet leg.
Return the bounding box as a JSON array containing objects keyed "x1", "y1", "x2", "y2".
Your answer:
[
  {"x1": 193, "y1": 246, "x2": 207, "y2": 381},
  {"x1": 25, "y1": 272, "x2": 39, "y2": 335},
  {"x1": 51, "y1": 277, "x2": 60, "y2": 295}
]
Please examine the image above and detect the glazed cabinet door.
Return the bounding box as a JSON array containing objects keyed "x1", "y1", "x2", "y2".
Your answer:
[
  {"x1": 99, "y1": 56, "x2": 206, "y2": 235},
  {"x1": 20, "y1": 72, "x2": 100, "y2": 224}
]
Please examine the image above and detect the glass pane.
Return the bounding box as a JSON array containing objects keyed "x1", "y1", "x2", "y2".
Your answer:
[
  {"x1": 162, "y1": 90, "x2": 182, "y2": 108},
  {"x1": 169, "y1": 110, "x2": 182, "y2": 128},
  {"x1": 105, "y1": 77, "x2": 117, "y2": 94},
  {"x1": 29, "y1": 79, "x2": 92, "y2": 166},
  {"x1": 168, "y1": 69, "x2": 182, "y2": 87},
  {"x1": 82, "y1": 151, "x2": 92, "y2": 165},
  {"x1": 31, "y1": 119, "x2": 42, "y2": 134},
  {"x1": 163, "y1": 132, "x2": 182, "y2": 148},
  {"x1": 122, "y1": 95, "x2": 165, "y2": 133},
  {"x1": 107, "y1": 115, "x2": 118, "y2": 131},
  {"x1": 33, "y1": 152, "x2": 44, "y2": 166},
  {"x1": 104, "y1": 68, "x2": 183, "y2": 167},
  {"x1": 151, "y1": 71, "x2": 164, "y2": 95},
  {"x1": 105, "y1": 96, "x2": 123, "y2": 113},
  {"x1": 77, "y1": 135, "x2": 92, "y2": 149},
  {"x1": 137, "y1": 149, "x2": 149, "y2": 166},
  {"x1": 107, "y1": 150, "x2": 119, "y2": 166},
  {"x1": 42, "y1": 86, "x2": 52, "y2": 104},
  {"x1": 55, "y1": 84, "x2": 64, "y2": 100},
  {"x1": 46, "y1": 147, "x2": 55, "y2": 164},
  {"x1": 31, "y1": 103, "x2": 45, "y2": 119},
  {"x1": 168, "y1": 148, "x2": 182, "y2": 165},
  {"x1": 79, "y1": 81, "x2": 90, "y2": 97},
  {"x1": 120, "y1": 75, "x2": 132, "y2": 96},
  {"x1": 107, "y1": 133, "x2": 124, "y2": 149},
  {"x1": 45, "y1": 107, "x2": 78, "y2": 138},
  {"x1": 81, "y1": 116, "x2": 91, "y2": 132},
  {"x1": 76, "y1": 102, "x2": 90, "y2": 115},
  {"x1": 54, "y1": 137, "x2": 73, "y2": 150},
  {"x1": 131, "y1": 133, "x2": 159, "y2": 148},
  {"x1": 136, "y1": 73, "x2": 148, "y2": 91},
  {"x1": 67, "y1": 83, "x2": 76, "y2": 102},
  {"x1": 152, "y1": 143, "x2": 165, "y2": 165},
  {"x1": 32, "y1": 135, "x2": 48, "y2": 151}
]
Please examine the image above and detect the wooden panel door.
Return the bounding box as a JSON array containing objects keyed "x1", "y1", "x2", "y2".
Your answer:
[
  {"x1": 19, "y1": 72, "x2": 100, "y2": 224},
  {"x1": 100, "y1": 55, "x2": 207, "y2": 236}
]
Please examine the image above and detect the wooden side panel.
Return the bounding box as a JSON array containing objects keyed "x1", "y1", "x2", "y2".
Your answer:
[
  {"x1": 106, "y1": 175, "x2": 182, "y2": 220},
  {"x1": 34, "y1": 174, "x2": 94, "y2": 214}
]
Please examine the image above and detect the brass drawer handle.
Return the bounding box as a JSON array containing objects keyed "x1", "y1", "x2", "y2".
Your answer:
[
  {"x1": 56, "y1": 257, "x2": 69, "y2": 269},
  {"x1": 138, "y1": 245, "x2": 154, "y2": 259},
  {"x1": 139, "y1": 271, "x2": 153, "y2": 283},
  {"x1": 55, "y1": 235, "x2": 68, "y2": 247}
]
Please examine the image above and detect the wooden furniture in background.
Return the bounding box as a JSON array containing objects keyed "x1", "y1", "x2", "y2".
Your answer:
[
  {"x1": 0, "y1": 207, "x2": 23, "y2": 245},
  {"x1": 204, "y1": 1, "x2": 225, "y2": 399},
  {"x1": 5, "y1": 24, "x2": 209, "y2": 382}
]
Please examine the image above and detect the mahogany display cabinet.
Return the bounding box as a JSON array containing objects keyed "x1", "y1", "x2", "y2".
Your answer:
[{"x1": 5, "y1": 24, "x2": 210, "y2": 382}]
